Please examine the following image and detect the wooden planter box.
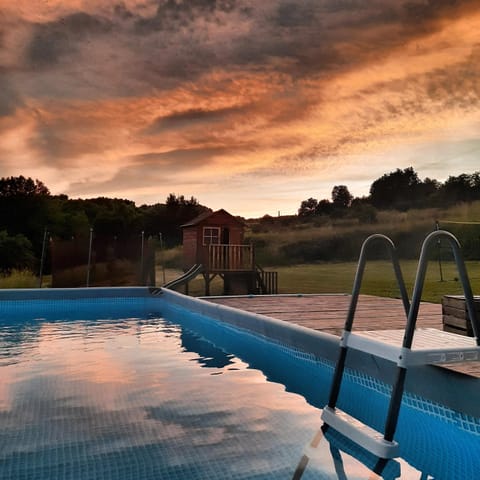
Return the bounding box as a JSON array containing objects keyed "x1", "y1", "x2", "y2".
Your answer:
[{"x1": 442, "y1": 295, "x2": 480, "y2": 336}]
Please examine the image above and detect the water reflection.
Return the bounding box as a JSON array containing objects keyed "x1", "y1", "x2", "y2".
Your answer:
[
  {"x1": 0, "y1": 315, "x2": 322, "y2": 479},
  {"x1": 290, "y1": 424, "x2": 440, "y2": 480},
  {"x1": 161, "y1": 305, "x2": 480, "y2": 480},
  {"x1": 0, "y1": 305, "x2": 479, "y2": 479},
  {"x1": 180, "y1": 329, "x2": 234, "y2": 369}
]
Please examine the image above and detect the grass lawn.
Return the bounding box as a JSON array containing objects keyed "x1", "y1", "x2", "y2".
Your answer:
[
  {"x1": 157, "y1": 260, "x2": 480, "y2": 304},
  {"x1": 274, "y1": 260, "x2": 480, "y2": 304}
]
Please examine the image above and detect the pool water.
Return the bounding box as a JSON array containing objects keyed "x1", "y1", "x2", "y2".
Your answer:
[
  {"x1": 0, "y1": 309, "x2": 327, "y2": 480},
  {"x1": 0, "y1": 303, "x2": 479, "y2": 479}
]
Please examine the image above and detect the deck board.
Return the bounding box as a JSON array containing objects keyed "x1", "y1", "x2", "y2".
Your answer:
[{"x1": 205, "y1": 294, "x2": 480, "y2": 378}]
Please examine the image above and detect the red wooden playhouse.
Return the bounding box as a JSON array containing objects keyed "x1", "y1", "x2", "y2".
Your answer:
[{"x1": 177, "y1": 209, "x2": 277, "y2": 295}]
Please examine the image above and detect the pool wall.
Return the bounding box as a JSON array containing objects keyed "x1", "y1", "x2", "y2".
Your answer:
[
  {"x1": 159, "y1": 288, "x2": 480, "y2": 419},
  {"x1": 0, "y1": 287, "x2": 158, "y2": 320},
  {"x1": 0, "y1": 286, "x2": 479, "y2": 418}
]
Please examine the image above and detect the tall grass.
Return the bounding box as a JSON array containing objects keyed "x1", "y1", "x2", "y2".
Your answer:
[
  {"x1": 0, "y1": 270, "x2": 38, "y2": 289},
  {"x1": 249, "y1": 201, "x2": 480, "y2": 265},
  {"x1": 244, "y1": 202, "x2": 480, "y2": 301},
  {"x1": 156, "y1": 246, "x2": 183, "y2": 269}
]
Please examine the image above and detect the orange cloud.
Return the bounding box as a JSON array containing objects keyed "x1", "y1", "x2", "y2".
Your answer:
[{"x1": 1, "y1": 0, "x2": 480, "y2": 216}]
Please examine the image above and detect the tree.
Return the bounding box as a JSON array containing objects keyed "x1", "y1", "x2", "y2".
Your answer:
[
  {"x1": 0, "y1": 230, "x2": 35, "y2": 273},
  {"x1": 417, "y1": 177, "x2": 440, "y2": 202},
  {"x1": 315, "y1": 199, "x2": 333, "y2": 215},
  {"x1": 155, "y1": 193, "x2": 209, "y2": 245},
  {"x1": 0, "y1": 176, "x2": 50, "y2": 197},
  {"x1": 166, "y1": 193, "x2": 200, "y2": 208},
  {"x1": 440, "y1": 173, "x2": 480, "y2": 204},
  {"x1": 0, "y1": 177, "x2": 52, "y2": 258},
  {"x1": 369, "y1": 167, "x2": 421, "y2": 210},
  {"x1": 298, "y1": 197, "x2": 318, "y2": 217},
  {"x1": 331, "y1": 185, "x2": 353, "y2": 209}
]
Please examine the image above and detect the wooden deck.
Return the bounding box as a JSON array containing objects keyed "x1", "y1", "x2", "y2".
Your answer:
[{"x1": 206, "y1": 294, "x2": 480, "y2": 377}]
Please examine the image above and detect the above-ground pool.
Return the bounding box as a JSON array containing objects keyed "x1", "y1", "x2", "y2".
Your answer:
[{"x1": 0, "y1": 288, "x2": 479, "y2": 479}]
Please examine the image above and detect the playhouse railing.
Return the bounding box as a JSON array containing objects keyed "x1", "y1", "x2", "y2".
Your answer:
[{"x1": 208, "y1": 244, "x2": 254, "y2": 271}]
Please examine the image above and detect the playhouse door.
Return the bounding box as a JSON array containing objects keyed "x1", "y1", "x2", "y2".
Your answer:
[
  {"x1": 221, "y1": 228, "x2": 230, "y2": 269},
  {"x1": 222, "y1": 228, "x2": 230, "y2": 244}
]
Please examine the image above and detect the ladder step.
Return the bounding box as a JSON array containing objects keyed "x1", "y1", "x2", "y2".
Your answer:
[
  {"x1": 321, "y1": 406, "x2": 399, "y2": 459},
  {"x1": 343, "y1": 329, "x2": 480, "y2": 366}
]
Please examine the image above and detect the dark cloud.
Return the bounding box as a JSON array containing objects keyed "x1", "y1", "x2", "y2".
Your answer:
[
  {"x1": 135, "y1": 0, "x2": 239, "y2": 34},
  {"x1": 113, "y1": 3, "x2": 135, "y2": 21},
  {"x1": 130, "y1": 147, "x2": 232, "y2": 167},
  {"x1": 29, "y1": 129, "x2": 92, "y2": 164},
  {"x1": 15, "y1": 0, "x2": 480, "y2": 89},
  {"x1": 402, "y1": 0, "x2": 473, "y2": 24},
  {"x1": 145, "y1": 105, "x2": 245, "y2": 134},
  {"x1": 273, "y1": 2, "x2": 317, "y2": 28},
  {"x1": 0, "y1": 74, "x2": 23, "y2": 117},
  {"x1": 26, "y1": 12, "x2": 112, "y2": 68},
  {"x1": 424, "y1": 50, "x2": 480, "y2": 112},
  {"x1": 157, "y1": 43, "x2": 219, "y2": 81},
  {"x1": 170, "y1": 1, "x2": 393, "y2": 79}
]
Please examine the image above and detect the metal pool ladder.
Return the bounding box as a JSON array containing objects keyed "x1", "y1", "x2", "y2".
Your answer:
[{"x1": 321, "y1": 230, "x2": 480, "y2": 460}]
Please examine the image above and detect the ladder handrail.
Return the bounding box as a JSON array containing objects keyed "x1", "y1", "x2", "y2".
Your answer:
[
  {"x1": 404, "y1": 230, "x2": 480, "y2": 347},
  {"x1": 344, "y1": 234, "x2": 410, "y2": 332},
  {"x1": 384, "y1": 229, "x2": 479, "y2": 442},
  {"x1": 324, "y1": 229, "x2": 480, "y2": 460},
  {"x1": 328, "y1": 234, "x2": 408, "y2": 410}
]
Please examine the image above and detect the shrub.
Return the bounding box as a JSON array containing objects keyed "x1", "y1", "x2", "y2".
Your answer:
[{"x1": 0, "y1": 230, "x2": 35, "y2": 274}]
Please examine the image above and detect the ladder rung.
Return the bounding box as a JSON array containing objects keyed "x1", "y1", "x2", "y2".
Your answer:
[
  {"x1": 321, "y1": 406, "x2": 399, "y2": 459},
  {"x1": 343, "y1": 329, "x2": 480, "y2": 366},
  {"x1": 342, "y1": 332, "x2": 401, "y2": 364}
]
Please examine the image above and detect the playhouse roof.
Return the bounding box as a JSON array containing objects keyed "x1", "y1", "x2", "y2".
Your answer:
[{"x1": 181, "y1": 209, "x2": 244, "y2": 228}]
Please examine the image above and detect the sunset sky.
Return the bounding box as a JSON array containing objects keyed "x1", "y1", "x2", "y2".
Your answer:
[{"x1": 1, "y1": 0, "x2": 480, "y2": 217}]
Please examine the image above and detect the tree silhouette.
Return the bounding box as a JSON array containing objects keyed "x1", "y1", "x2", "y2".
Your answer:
[
  {"x1": 298, "y1": 197, "x2": 318, "y2": 217},
  {"x1": 441, "y1": 173, "x2": 480, "y2": 204},
  {"x1": 369, "y1": 167, "x2": 421, "y2": 210},
  {"x1": 331, "y1": 185, "x2": 353, "y2": 209},
  {"x1": 0, "y1": 176, "x2": 50, "y2": 197}
]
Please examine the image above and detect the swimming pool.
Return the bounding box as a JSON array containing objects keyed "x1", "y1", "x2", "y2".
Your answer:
[{"x1": 0, "y1": 287, "x2": 479, "y2": 479}]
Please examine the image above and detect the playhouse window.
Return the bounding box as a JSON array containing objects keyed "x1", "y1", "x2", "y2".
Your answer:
[{"x1": 203, "y1": 227, "x2": 220, "y2": 245}]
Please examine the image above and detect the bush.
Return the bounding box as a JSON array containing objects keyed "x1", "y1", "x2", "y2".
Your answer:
[{"x1": 0, "y1": 230, "x2": 35, "y2": 273}]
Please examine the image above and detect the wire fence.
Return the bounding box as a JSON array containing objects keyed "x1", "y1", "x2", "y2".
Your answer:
[{"x1": 49, "y1": 230, "x2": 156, "y2": 287}]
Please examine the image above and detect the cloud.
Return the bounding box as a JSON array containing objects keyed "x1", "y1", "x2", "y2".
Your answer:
[
  {"x1": 273, "y1": 2, "x2": 317, "y2": 28},
  {"x1": 25, "y1": 12, "x2": 113, "y2": 68},
  {"x1": 1, "y1": 0, "x2": 480, "y2": 216},
  {"x1": 129, "y1": 147, "x2": 232, "y2": 167},
  {"x1": 402, "y1": 0, "x2": 476, "y2": 25},
  {"x1": 134, "y1": 0, "x2": 239, "y2": 34},
  {"x1": 144, "y1": 105, "x2": 251, "y2": 136},
  {"x1": 0, "y1": 75, "x2": 23, "y2": 117},
  {"x1": 66, "y1": 146, "x2": 235, "y2": 197}
]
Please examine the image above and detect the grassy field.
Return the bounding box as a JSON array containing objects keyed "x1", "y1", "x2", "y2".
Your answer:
[
  {"x1": 157, "y1": 260, "x2": 480, "y2": 304},
  {"x1": 274, "y1": 260, "x2": 480, "y2": 303},
  {"x1": 248, "y1": 201, "x2": 480, "y2": 266},
  {"x1": 0, "y1": 259, "x2": 475, "y2": 304}
]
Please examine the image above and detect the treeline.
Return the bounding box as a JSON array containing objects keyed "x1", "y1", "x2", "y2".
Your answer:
[
  {"x1": 0, "y1": 176, "x2": 209, "y2": 274},
  {"x1": 298, "y1": 167, "x2": 480, "y2": 219}
]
